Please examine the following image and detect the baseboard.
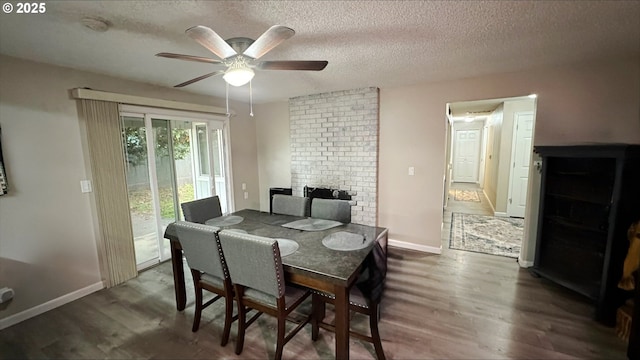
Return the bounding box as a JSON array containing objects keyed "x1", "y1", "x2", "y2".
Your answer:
[
  {"x1": 518, "y1": 257, "x2": 534, "y2": 268},
  {"x1": 0, "y1": 281, "x2": 104, "y2": 330},
  {"x1": 388, "y1": 238, "x2": 442, "y2": 254},
  {"x1": 494, "y1": 211, "x2": 508, "y2": 217}
]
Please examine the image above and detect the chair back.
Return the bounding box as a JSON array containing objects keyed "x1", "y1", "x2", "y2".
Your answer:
[
  {"x1": 311, "y1": 198, "x2": 352, "y2": 223},
  {"x1": 181, "y1": 196, "x2": 223, "y2": 224},
  {"x1": 218, "y1": 230, "x2": 284, "y2": 298},
  {"x1": 272, "y1": 195, "x2": 310, "y2": 217},
  {"x1": 356, "y1": 233, "x2": 387, "y2": 303},
  {"x1": 174, "y1": 221, "x2": 226, "y2": 279}
]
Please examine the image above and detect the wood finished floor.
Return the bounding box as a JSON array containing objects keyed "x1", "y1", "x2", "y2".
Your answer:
[{"x1": 0, "y1": 187, "x2": 628, "y2": 359}]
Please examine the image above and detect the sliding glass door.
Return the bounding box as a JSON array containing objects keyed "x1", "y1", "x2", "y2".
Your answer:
[{"x1": 121, "y1": 106, "x2": 232, "y2": 270}]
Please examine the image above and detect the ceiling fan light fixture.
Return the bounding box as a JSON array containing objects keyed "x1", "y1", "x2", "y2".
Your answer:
[{"x1": 223, "y1": 66, "x2": 255, "y2": 87}]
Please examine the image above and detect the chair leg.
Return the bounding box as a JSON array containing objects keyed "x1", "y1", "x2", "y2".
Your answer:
[
  {"x1": 274, "y1": 314, "x2": 286, "y2": 360},
  {"x1": 234, "y1": 287, "x2": 246, "y2": 355},
  {"x1": 221, "y1": 292, "x2": 233, "y2": 346},
  {"x1": 369, "y1": 302, "x2": 386, "y2": 360},
  {"x1": 192, "y1": 283, "x2": 203, "y2": 332},
  {"x1": 311, "y1": 294, "x2": 325, "y2": 341}
]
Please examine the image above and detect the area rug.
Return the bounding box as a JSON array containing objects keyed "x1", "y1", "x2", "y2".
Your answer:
[
  {"x1": 449, "y1": 189, "x2": 481, "y2": 202},
  {"x1": 449, "y1": 213, "x2": 523, "y2": 258}
]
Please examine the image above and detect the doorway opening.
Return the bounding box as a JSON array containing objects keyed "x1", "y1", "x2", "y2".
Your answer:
[
  {"x1": 443, "y1": 95, "x2": 537, "y2": 260},
  {"x1": 120, "y1": 105, "x2": 233, "y2": 271}
]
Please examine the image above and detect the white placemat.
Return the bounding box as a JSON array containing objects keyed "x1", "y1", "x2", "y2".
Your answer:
[
  {"x1": 275, "y1": 238, "x2": 299, "y2": 257},
  {"x1": 205, "y1": 215, "x2": 244, "y2": 227},
  {"x1": 322, "y1": 231, "x2": 370, "y2": 251},
  {"x1": 281, "y1": 218, "x2": 343, "y2": 231}
]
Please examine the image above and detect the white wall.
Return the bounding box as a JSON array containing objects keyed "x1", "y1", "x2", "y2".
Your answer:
[
  {"x1": 379, "y1": 57, "x2": 639, "y2": 253},
  {"x1": 0, "y1": 55, "x2": 260, "y2": 326},
  {"x1": 495, "y1": 99, "x2": 536, "y2": 214},
  {"x1": 483, "y1": 105, "x2": 503, "y2": 209},
  {"x1": 255, "y1": 100, "x2": 291, "y2": 212},
  {"x1": 255, "y1": 56, "x2": 640, "y2": 255}
]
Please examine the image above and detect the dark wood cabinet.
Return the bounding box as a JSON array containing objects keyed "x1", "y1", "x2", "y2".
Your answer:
[
  {"x1": 629, "y1": 272, "x2": 639, "y2": 359},
  {"x1": 533, "y1": 145, "x2": 640, "y2": 325}
]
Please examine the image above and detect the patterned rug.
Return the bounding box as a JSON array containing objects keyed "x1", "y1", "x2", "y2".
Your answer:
[
  {"x1": 449, "y1": 213, "x2": 523, "y2": 258},
  {"x1": 449, "y1": 189, "x2": 480, "y2": 202}
]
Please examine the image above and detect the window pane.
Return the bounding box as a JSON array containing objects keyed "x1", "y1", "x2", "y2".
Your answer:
[
  {"x1": 122, "y1": 116, "x2": 158, "y2": 265},
  {"x1": 152, "y1": 119, "x2": 178, "y2": 223},
  {"x1": 196, "y1": 125, "x2": 210, "y2": 175},
  {"x1": 212, "y1": 129, "x2": 222, "y2": 177}
]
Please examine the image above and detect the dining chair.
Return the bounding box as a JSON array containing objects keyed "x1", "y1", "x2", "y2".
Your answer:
[
  {"x1": 311, "y1": 234, "x2": 387, "y2": 360},
  {"x1": 174, "y1": 221, "x2": 234, "y2": 346},
  {"x1": 217, "y1": 230, "x2": 311, "y2": 360},
  {"x1": 181, "y1": 196, "x2": 223, "y2": 224},
  {"x1": 310, "y1": 198, "x2": 352, "y2": 223},
  {"x1": 271, "y1": 194, "x2": 311, "y2": 217}
]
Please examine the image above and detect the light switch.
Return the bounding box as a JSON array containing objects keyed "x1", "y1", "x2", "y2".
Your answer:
[
  {"x1": 242, "y1": 183, "x2": 247, "y2": 190},
  {"x1": 408, "y1": 167, "x2": 415, "y2": 176},
  {"x1": 244, "y1": 191, "x2": 249, "y2": 199},
  {"x1": 80, "y1": 180, "x2": 92, "y2": 193}
]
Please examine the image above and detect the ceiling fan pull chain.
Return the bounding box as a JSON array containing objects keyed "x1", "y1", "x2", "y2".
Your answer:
[
  {"x1": 225, "y1": 82, "x2": 230, "y2": 117},
  {"x1": 249, "y1": 80, "x2": 254, "y2": 117}
]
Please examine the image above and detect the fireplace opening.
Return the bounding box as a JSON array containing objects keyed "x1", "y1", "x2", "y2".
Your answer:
[{"x1": 304, "y1": 185, "x2": 352, "y2": 200}]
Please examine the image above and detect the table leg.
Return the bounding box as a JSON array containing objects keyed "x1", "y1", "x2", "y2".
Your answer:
[
  {"x1": 170, "y1": 241, "x2": 186, "y2": 311},
  {"x1": 334, "y1": 285, "x2": 350, "y2": 360}
]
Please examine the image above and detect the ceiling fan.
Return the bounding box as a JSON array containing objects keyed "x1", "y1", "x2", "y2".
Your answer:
[{"x1": 156, "y1": 25, "x2": 328, "y2": 88}]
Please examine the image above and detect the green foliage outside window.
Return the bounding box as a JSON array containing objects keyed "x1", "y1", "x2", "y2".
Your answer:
[{"x1": 123, "y1": 127, "x2": 191, "y2": 166}]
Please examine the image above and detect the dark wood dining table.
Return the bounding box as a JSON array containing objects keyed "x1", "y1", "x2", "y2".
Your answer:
[{"x1": 163, "y1": 208, "x2": 388, "y2": 360}]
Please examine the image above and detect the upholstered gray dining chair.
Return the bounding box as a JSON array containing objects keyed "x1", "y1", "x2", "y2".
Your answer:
[
  {"x1": 310, "y1": 198, "x2": 352, "y2": 223},
  {"x1": 271, "y1": 194, "x2": 311, "y2": 217},
  {"x1": 181, "y1": 196, "x2": 223, "y2": 224},
  {"x1": 311, "y1": 233, "x2": 387, "y2": 360},
  {"x1": 217, "y1": 230, "x2": 311, "y2": 360},
  {"x1": 173, "y1": 221, "x2": 234, "y2": 346}
]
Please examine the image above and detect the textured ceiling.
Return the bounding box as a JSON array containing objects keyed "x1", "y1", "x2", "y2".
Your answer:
[{"x1": 0, "y1": 1, "x2": 638, "y2": 105}]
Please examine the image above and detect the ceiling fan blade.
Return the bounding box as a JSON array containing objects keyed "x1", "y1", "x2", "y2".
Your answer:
[
  {"x1": 256, "y1": 60, "x2": 328, "y2": 71},
  {"x1": 243, "y1": 25, "x2": 295, "y2": 59},
  {"x1": 186, "y1": 25, "x2": 237, "y2": 59},
  {"x1": 156, "y1": 52, "x2": 222, "y2": 64},
  {"x1": 174, "y1": 71, "x2": 224, "y2": 88}
]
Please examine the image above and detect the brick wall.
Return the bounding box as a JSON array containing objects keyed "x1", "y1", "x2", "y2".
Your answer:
[{"x1": 289, "y1": 87, "x2": 379, "y2": 225}]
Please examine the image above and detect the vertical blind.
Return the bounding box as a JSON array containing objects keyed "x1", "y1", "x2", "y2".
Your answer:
[{"x1": 80, "y1": 99, "x2": 137, "y2": 287}]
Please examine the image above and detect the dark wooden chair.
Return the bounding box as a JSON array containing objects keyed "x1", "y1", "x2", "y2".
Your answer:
[
  {"x1": 174, "y1": 221, "x2": 234, "y2": 346},
  {"x1": 218, "y1": 230, "x2": 311, "y2": 360},
  {"x1": 181, "y1": 196, "x2": 223, "y2": 224},
  {"x1": 311, "y1": 236, "x2": 387, "y2": 360}
]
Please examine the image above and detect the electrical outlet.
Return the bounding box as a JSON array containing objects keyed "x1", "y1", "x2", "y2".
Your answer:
[
  {"x1": 80, "y1": 180, "x2": 92, "y2": 193},
  {"x1": 244, "y1": 191, "x2": 248, "y2": 199},
  {"x1": 408, "y1": 167, "x2": 415, "y2": 176}
]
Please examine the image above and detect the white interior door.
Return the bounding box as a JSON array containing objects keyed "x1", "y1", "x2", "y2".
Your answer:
[
  {"x1": 507, "y1": 112, "x2": 534, "y2": 217},
  {"x1": 453, "y1": 129, "x2": 480, "y2": 183}
]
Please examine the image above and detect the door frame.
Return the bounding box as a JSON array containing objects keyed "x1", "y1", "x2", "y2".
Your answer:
[{"x1": 120, "y1": 105, "x2": 233, "y2": 269}]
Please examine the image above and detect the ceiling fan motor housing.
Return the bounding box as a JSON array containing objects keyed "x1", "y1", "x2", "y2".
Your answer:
[{"x1": 225, "y1": 37, "x2": 256, "y2": 58}]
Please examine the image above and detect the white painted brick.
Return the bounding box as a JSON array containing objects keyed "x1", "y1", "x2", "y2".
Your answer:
[{"x1": 290, "y1": 87, "x2": 379, "y2": 224}]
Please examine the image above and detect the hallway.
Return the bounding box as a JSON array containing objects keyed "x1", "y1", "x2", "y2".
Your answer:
[
  {"x1": 441, "y1": 181, "x2": 524, "y2": 262},
  {"x1": 442, "y1": 182, "x2": 493, "y2": 247}
]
